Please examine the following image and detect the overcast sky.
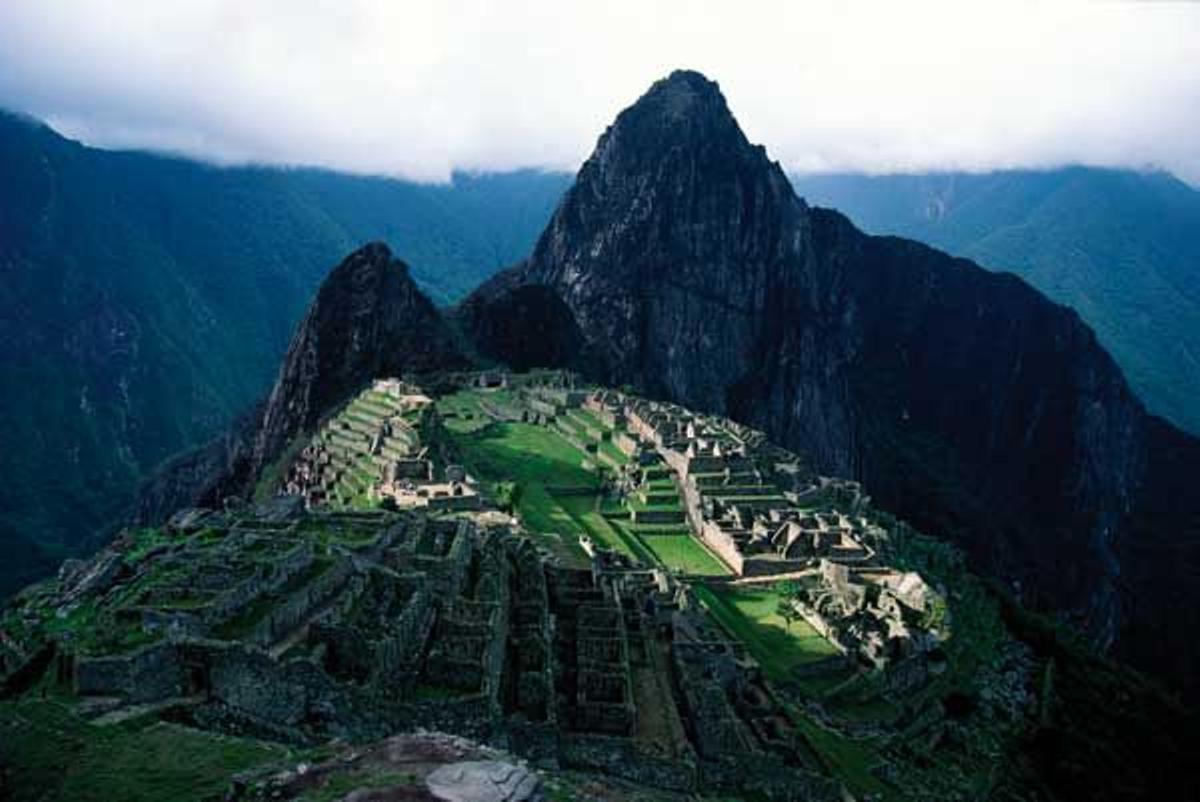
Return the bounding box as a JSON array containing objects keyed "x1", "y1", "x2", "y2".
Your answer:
[{"x1": 0, "y1": 2, "x2": 1197, "y2": 183}]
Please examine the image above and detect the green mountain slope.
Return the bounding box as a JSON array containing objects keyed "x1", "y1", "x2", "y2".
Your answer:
[
  {"x1": 789, "y1": 168, "x2": 1200, "y2": 434},
  {"x1": 0, "y1": 110, "x2": 569, "y2": 595}
]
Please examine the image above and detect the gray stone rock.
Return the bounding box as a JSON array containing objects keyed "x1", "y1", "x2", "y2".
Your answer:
[{"x1": 425, "y1": 761, "x2": 543, "y2": 802}]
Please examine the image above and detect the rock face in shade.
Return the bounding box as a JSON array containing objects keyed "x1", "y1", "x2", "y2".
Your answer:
[
  {"x1": 454, "y1": 271, "x2": 590, "y2": 372},
  {"x1": 251, "y1": 241, "x2": 466, "y2": 474},
  {"x1": 459, "y1": 69, "x2": 1200, "y2": 696}
]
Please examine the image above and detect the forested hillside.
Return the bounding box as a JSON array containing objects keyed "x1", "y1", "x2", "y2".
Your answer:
[{"x1": 0, "y1": 110, "x2": 568, "y2": 594}]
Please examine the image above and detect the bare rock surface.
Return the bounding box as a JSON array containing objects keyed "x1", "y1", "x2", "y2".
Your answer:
[{"x1": 425, "y1": 761, "x2": 543, "y2": 802}]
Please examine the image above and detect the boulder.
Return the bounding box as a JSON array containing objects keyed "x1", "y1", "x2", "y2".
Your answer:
[{"x1": 425, "y1": 761, "x2": 543, "y2": 802}]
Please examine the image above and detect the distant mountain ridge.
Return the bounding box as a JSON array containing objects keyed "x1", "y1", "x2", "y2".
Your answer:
[
  {"x1": 789, "y1": 168, "x2": 1200, "y2": 434},
  {"x1": 461, "y1": 69, "x2": 1200, "y2": 696},
  {"x1": 0, "y1": 109, "x2": 567, "y2": 595}
]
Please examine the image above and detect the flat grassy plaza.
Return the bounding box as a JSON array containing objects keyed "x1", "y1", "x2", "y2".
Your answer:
[
  {"x1": 694, "y1": 584, "x2": 840, "y2": 681},
  {"x1": 440, "y1": 395, "x2": 730, "y2": 577}
]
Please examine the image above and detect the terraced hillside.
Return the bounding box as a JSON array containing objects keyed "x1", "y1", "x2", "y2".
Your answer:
[{"x1": 2, "y1": 371, "x2": 1194, "y2": 801}]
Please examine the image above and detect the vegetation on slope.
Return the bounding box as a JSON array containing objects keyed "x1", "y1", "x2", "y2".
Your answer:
[
  {"x1": 0, "y1": 111, "x2": 569, "y2": 596},
  {"x1": 0, "y1": 698, "x2": 285, "y2": 802}
]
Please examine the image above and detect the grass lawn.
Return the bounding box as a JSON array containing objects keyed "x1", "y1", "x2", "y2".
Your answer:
[
  {"x1": 436, "y1": 390, "x2": 491, "y2": 433},
  {"x1": 567, "y1": 407, "x2": 605, "y2": 430},
  {"x1": 635, "y1": 534, "x2": 729, "y2": 576},
  {"x1": 690, "y1": 584, "x2": 894, "y2": 797},
  {"x1": 0, "y1": 700, "x2": 285, "y2": 802},
  {"x1": 454, "y1": 422, "x2": 596, "y2": 488},
  {"x1": 789, "y1": 713, "x2": 892, "y2": 799},
  {"x1": 555, "y1": 415, "x2": 586, "y2": 437},
  {"x1": 694, "y1": 585, "x2": 839, "y2": 680},
  {"x1": 555, "y1": 494, "x2": 646, "y2": 562},
  {"x1": 449, "y1": 421, "x2": 599, "y2": 566},
  {"x1": 627, "y1": 497, "x2": 683, "y2": 511},
  {"x1": 566, "y1": 493, "x2": 729, "y2": 577},
  {"x1": 596, "y1": 439, "x2": 629, "y2": 466},
  {"x1": 627, "y1": 522, "x2": 692, "y2": 535},
  {"x1": 513, "y1": 486, "x2": 590, "y2": 566}
]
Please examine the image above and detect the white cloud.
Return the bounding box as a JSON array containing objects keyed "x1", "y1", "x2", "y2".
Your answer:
[{"x1": 0, "y1": 1, "x2": 1197, "y2": 183}]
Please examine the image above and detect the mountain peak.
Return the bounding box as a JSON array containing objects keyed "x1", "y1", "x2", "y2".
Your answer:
[
  {"x1": 523, "y1": 70, "x2": 800, "y2": 296},
  {"x1": 638, "y1": 69, "x2": 726, "y2": 120},
  {"x1": 598, "y1": 69, "x2": 750, "y2": 159},
  {"x1": 251, "y1": 242, "x2": 464, "y2": 473}
]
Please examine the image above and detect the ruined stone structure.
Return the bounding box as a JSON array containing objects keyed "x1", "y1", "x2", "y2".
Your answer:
[
  {"x1": 284, "y1": 380, "x2": 483, "y2": 513},
  {"x1": 25, "y1": 497, "x2": 839, "y2": 801},
  {"x1": 614, "y1": 393, "x2": 885, "y2": 578},
  {"x1": 284, "y1": 381, "x2": 434, "y2": 508},
  {"x1": 788, "y1": 559, "x2": 942, "y2": 673}
]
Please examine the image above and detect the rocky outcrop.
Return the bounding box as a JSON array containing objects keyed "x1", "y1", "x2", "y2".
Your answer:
[
  {"x1": 453, "y1": 272, "x2": 590, "y2": 372},
  {"x1": 251, "y1": 242, "x2": 465, "y2": 476},
  {"x1": 132, "y1": 402, "x2": 261, "y2": 523},
  {"x1": 460, "y1": 69, "x2": 1200, "y2": 695},
  {"x1": 425, "y1": 761, "x2": 543, "y2": 802},
  {"x1": 132, "y1": 243, "x2": 467, "y2": 517}
]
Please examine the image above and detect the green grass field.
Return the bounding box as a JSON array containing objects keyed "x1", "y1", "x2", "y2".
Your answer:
[
  {"x1": 635, "y1": 534, "x2": 729, "y2": 576},
  {"x1": 555, "y1": 494, "x2": 645, "y2": 561},
  {"x1": 567, "y1": 407, "x2": 604, "y2": 430},
  {"x1": 448, "y1": 420, "x2": 598, "y2": 565},
  {"x1": 512, "y1": 485, "x2": 590, "y2": 565},
  {"x1": 0, "y1": 700, "x2": 285, "y2": 802},
  {"x1": 596, "y1": 438, "x2": 629, "y2": 467},
  {"x1": 694, "y1": 585, "x2": 839, "y2": 680},
  {"x1": 436, "y1": 390, "x2": 492, "y2": 433},
  {"x1": 454, "y1": 422, "x2": 596, "y2": 488}
]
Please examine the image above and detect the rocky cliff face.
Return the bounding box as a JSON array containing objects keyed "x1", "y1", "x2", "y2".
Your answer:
[
  {"x1": 133, "y1": 242, "x2": 466, "y2": 518},
  {"x1": 461, "y1": 70, "x2": 1199, "y2": 694},
  {"x1": 251, "y1": 242, "x2": 465, "y2": 475}
]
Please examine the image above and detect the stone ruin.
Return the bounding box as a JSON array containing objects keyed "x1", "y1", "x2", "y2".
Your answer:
[
  {"x1": 788, "y1": 559, "x2": 943, "y2": 675},
  {"x1": 7, "y1": 498, "x2": 841, "y2": 801},
  {"x1": 618, "y1": 393, "x2": 890, "y2": 578},
  {"x1": 0, "y1": 372, "x2": 960, "y2": 800},
  {"x1": 284, "y1": 380, "x2": 482, "y2": 513}
]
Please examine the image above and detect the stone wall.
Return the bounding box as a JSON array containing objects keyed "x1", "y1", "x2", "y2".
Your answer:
[
  {"x1": 244, "y1": 557, "x2": 353, "y2": 647},
  {"x1": 372, "y1": 585, "x2": 434, "y2": 681},
  {"x1": 613, "y1": 431, "x2": 640, "y2": 457},
  {"x1": 740, "y1": 555, "x2": 808, "y2": 577},
  {"x1": 696, "y1": 756, "x2": 841, "y2": 802},
  {"x1": 698, "y1": 521, "x2": 745, "y2": 574},
  {"x1": 560, "y1": 734, "x2": 696, "y2": 792},
  {"x1": 75, "y1": 642, "x2": 187, "y2": 703},
  {"x1": 208, "y1": 644, "x2": 326, "y2": 727}
]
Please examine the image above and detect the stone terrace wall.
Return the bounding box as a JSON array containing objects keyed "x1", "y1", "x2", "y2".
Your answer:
[
  {"x1": 244, "y1": 557, "x2": 354, "y2": 648},
  {"x1": 698, "y1": 521, "x2": 744, "y2": 574},
  {"x1": 560, "y1": 733, "x2": 696, "y2": 792},
  {"x1": 75, "y1": 642, "x2": 187, "y2": 703}
]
